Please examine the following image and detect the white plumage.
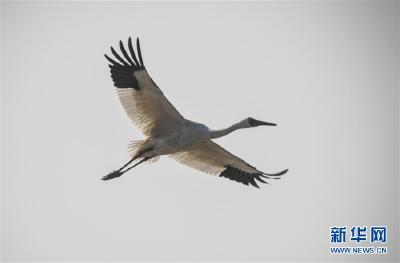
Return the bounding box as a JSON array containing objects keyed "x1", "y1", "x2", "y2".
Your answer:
[{"x1": 103, "y1": 37, "x2": 288, "y2": 188}]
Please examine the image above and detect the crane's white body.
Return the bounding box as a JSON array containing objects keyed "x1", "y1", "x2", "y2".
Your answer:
[
  {"x1": 135, "y1": 119, "x2": 252, "y2": 158},
  {"x1": 103, "y1": 37, "x2": 287, "y2": 187},
  {"x1": 140, "y1": 121, "x2": 210, "y2": 156}
]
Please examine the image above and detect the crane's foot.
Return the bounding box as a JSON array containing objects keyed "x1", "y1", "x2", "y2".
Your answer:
[{"x1": 102, "y1": 170, "x2": 123, "y2": 181}]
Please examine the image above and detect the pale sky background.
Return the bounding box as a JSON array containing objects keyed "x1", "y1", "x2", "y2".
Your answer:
[{"x1": 1, "y1": 1, "x2": 399, "y2": 262}]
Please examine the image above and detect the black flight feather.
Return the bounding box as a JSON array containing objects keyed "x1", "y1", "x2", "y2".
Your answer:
[
  {"x1": 219, "y1": 165, "x2": 270, "y2": 188},
  {"x1": 136, "y1": 38, "x2": 145, "y2": 69},
  {"x1": 128, "y1": 37, "x2": 141, "y2": 68},
  {"x1": 111, "y1": 46, "x2": 130, "y2": 67},
  {"x1": 104, "y1": 54, "x2": 123, "y2": 67},
  {"x1": 105, "y1": 37, "x2": 147, "y2": 90},
  {"x1": 119, "y1": 40, "x2": 135, "y2": 67}
]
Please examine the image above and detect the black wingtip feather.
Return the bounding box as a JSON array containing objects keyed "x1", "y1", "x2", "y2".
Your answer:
[
  {"x1": 111, "y1": 46, "x2": 130, "y2": 67},
  {"x1": 219, "y1": 165, "x2": 269, "y2": 188},
  {"x1": 105, "y1": 37, "x2": 147, "y2": 90},
  {"x1": 104, "y1": 54, "x2": 122, "y2": 66},
  {"x1": 262, "y1": 169, "x2": 289, "y2": 177},
  {"x1": 247, "y1": 177, "x2": 260, "y2": 188},
  {"x1": 119, "y1": 40, "x2": 135, "y2": 67},
  {"x1": 218, "y1": 165, "x2": 287, "y2": 188},
  {"x1": 254, "y1": 175, "x2": 268, "y2": 184},
  {"x1": 136, "y1": 38, "x2": 145, "y2": 69},
  {"x1": 128, "y1": 37, "x2": 141, "y2": 68}
]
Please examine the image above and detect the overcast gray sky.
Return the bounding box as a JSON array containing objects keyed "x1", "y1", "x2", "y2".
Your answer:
[{"x1": 2, "y1": 1, "x2": 398, "y2": 262}]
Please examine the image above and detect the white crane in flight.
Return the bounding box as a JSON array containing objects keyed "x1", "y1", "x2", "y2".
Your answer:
[{"x1": 103, "y1": 37, "x2": 288, "y2": 188}]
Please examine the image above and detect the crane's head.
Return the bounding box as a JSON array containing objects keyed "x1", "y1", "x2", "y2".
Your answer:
[{"x1": 247, "y1": 117, "x2": 277, "y2": 127}]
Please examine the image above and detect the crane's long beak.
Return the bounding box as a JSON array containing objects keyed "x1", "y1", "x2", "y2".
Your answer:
[
  {"x1": 249, "y1": 118, "x2": 277, "y2": 127},
  {"x1": 256, "y1": 120, "x2": 277, "y2": 126}
]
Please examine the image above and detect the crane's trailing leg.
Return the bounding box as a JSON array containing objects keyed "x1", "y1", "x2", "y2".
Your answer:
[
  {"x1": 102, "y1": 170, "x2": 123, "y2": 180},
  {"x1": 102, "y1": 147, "x2": 154, "y2": 181},
  {"x1": 102, "y1": 157, "x2": 152, "y2": 181},
  {"x1": 101, "y1": 157, "x2": 135, "y2": 180}
]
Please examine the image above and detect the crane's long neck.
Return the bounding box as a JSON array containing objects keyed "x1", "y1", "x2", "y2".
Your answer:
[{"x1": 208, "y1": 121, "x2": 247, "y2": 139}]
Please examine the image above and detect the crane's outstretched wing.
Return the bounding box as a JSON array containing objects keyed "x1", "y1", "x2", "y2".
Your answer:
[
  {"x1": 105, "y1": 37, "x2": 185, "y2": 137},
  {"x1": 170, "y1": 140, "x2": 288, "y2": 188}
]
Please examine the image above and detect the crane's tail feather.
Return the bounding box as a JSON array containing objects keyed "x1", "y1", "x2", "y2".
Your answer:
[
  {"x1": 128, "y1": 141, "x2": 159, "y2": 164},
  {"x1": 127, "y1": 140, "x2": 145, "y2": 158},
  {"x1": 146, "y1": 156, "x2": 160, "y2": 164}
]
